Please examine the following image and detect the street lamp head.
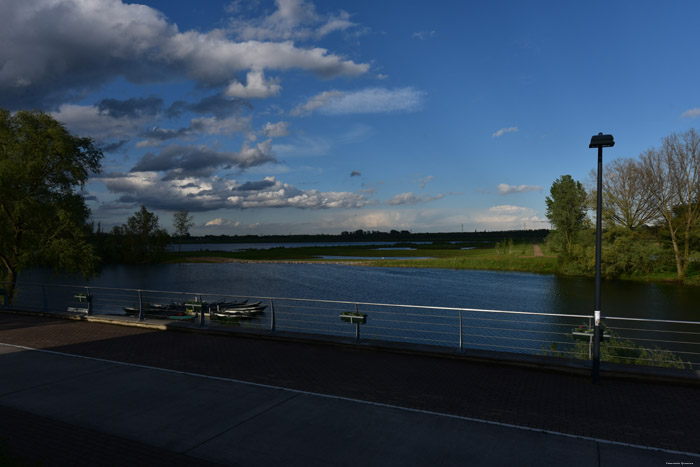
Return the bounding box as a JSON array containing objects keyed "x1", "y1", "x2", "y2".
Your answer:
[{"x1": 589, "y1": 132, "x2": 615, "y2": 148}]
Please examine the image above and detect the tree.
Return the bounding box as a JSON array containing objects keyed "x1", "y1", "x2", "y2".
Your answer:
[
  {"x1": 122, "y1": 206, "x2": 169, "y2": 262},
  {"x1": 545, "y1": 175, "x2": 588, "y2": 256},
  {"x1": 599, "y1": 157, "x2": 657, "y2": 230},
  {"x1": 640, "y1": 128, "x2": 700, "y2": 280},
  {"x1": 0, "y1": 109, "x2": 102, "y2": 303},
  {"x1": 172, "y1": 209, "x2": 194, "y2": 252}
]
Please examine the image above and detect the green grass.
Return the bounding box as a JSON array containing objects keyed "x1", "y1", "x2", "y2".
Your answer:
[{"x1": 163, "y1": 240, "x2": 560, "y2": 274}]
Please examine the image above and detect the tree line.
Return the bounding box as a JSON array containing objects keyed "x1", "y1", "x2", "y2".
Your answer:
[
  {"x1": 545, "y1": 128, "x2": 700, "y2": 281},
  {"x1": 90, "y1": 206, "x2": 193, "y2": 263}
]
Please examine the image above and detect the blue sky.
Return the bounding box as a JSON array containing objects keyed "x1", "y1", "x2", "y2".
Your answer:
[{"x1": 2, "y1": 0, "x2": 699, "y2": 235}]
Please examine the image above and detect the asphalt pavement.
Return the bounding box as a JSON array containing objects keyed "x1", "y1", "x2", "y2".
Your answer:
[{"x1": 0, "y1": 312, "x2": 698, "y2": 466}]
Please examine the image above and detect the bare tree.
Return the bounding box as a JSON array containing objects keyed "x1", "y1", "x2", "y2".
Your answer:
[
  {"x1": 640, "y1": 128, "x2": 700, "y2": 279},
  {"x1": 173, "y1": 209, "x2": 194, "y2": 253},
  {"x1": 602, "y1": 157, "x2": 657, "y2": 230}
]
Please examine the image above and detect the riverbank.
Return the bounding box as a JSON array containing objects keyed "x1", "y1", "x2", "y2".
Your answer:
[{"x1": 162, "y1": 242, "x2": 700, "y2": 286}]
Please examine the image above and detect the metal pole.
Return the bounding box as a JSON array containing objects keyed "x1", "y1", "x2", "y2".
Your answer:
[
  {"x1": 459, "y1": 310, "x2": 463, "y2": 351},
  {"x1": 269, "y1": 298, "x2": 276, "y2": 333},
  {"x1": 198, "y1": 294, "x2": 205, "y2": 326},
  {"x1": 355, "y1": 303, "x2": 360, "y2": 342},
  {"x1": 593, "y1": 146, "x2": 603, "y2": 384},
  {"x1": 85, "y1": 287, "x2": 92, "y2": 316},
  {"x1": 138, "y1": 290, "x2": 144, "y2": 322}
]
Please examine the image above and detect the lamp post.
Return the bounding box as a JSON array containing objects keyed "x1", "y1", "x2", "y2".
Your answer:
[{"x1": 589, "y1": 132, "x2": 614, "y2": 384}]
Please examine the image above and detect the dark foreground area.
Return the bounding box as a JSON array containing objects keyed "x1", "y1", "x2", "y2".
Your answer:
[{"x1": 0, "y1": 312, "x2": 698, "y2": 466}]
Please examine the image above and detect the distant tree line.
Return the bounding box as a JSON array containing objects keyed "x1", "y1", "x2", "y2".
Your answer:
[{"x1": 545, "y1": 128, "x2": 700, "y2": 281}]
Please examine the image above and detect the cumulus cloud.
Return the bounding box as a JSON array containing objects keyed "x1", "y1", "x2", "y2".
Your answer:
[
  {"x1": 492, "y1": 126, "x2": 519, "y2": 138},
  {"x1": 224, "y1": 69, "x2": 281, "y2": 98},
  {"x1": 386, "y1": 192, "x2": 445, "y2": 206},
  {"x1": 97, "y1": 96, "x2": 163, "y2": 119},
  {"x1": 230, "y1": 0, "x2": 356, "y2": 42},
  {"x1": 131, "y1": 141, "x2": 276, "y2": 179},
  {"x1": 262, "y1": 121, "x2": 290, "y2": 138},
  {"x1": 292, "y1": 87, "x2": 424, "y2": 116},
  {"x1": 99, "y1": 172, "x2": 370, "y2": 211},
  {"x1": 681, "y1": 108, "x2": 700, "y2": 118},
  {"x1": 0, "y1": 0, "x2": 368, "y2": 109},
  {"x1": 136, "y1": 114, "x2": 253, "y2": 147},
  {"x1": 497, "y1": 183, "x2": 542, "y2": 195},
  {"x1": 472, "y1": 205, "x2": 537, "y2": 229},
  {"x1": 166, "y1": 94, "x2": 252, "y2": 119},
  {"x1": 51, "y1": 104, "x2": 146, "y2": 142},
  {"x1": 205, "y1": 217, "x2": 235, "y2": 227}
]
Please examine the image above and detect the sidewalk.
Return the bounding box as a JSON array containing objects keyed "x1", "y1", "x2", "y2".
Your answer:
[{"x1": 1, "y1": 312, "x2": 698, "y2": 466}]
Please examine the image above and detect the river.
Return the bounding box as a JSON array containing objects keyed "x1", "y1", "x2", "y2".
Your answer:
[
  {"x1": 10, "y1": 261, "x2": 700, "y2": 365},
  {"x1": 15, "y1": 261, "x2": 700, "y2": 321}
]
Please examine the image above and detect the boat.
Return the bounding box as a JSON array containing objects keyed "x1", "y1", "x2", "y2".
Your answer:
[
  {"x1": 210, "y1": 304, "x2": 267, "y2": 320},
  {"x1": 122, "y1": 302, "x2": 187, "y2": 318}
]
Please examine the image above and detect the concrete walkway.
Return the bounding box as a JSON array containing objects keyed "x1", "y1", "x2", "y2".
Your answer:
[{"x1": 1, "y1": 312, "x2": 698, "y2": 466}]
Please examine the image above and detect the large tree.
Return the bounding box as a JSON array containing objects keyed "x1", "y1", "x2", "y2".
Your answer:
[
  {"x1": 545, "y1": 175, "x2": 588, "y2": 256},
  {"x1": 0, "y1": 109, "x2": 102, "y2": 303},
  {"x1": 172, "y1": 209, "x2": 194, "y2": 252},
  {"x1": 640, "y1": 128, "x2": 700, "y2": 280},
  {"x1": 122, "y1": 206, "x2": 169, "y2": 262},
  {"x1": 600, "y1": 157, "x2": 657, "y2": 230}
]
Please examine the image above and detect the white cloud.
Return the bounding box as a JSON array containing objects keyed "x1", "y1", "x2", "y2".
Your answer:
[
  {"x1": 205, "y1": 217, "x2": 234, "y2": 227},
  {"x1": 386, "y1": 192, "x2": 445, "y2": 206},
  {"x1": 224, "y1": 69, "x2": 281, "y2": 98},
  {"x1": 99, "y1": 172, "x2": 370, "y2": 212},
  {"x1": 418, "y1": 176, "x2": 433, "y2": 188},
  {"x1": 492, "y1": 126, "x2": 519, "y2": 138},
  {"x1": 291, "y1": 90, "x2": 343, "y2": 116},
  {"x1": 51, "y1": 104, "x2": 144, "y2": 141},
  {"x1": 681, "y1": 108, "x2": 700, "y2": 118},
  {"x1": 0, "y1": 0, "x2": 368, "y2": 108},
  {"x1": 262, "y1": 121, "x2": 290, "y2": 138},
  {"x1": 229, "y1": 0, "x2": 356, "y2": 42},
  {"x1": 292, "y1": 87, "x2": 425, "y2": 116},
  {"x1": 497, "y1": 183, "x2": 542, "y2": 195},
  {"x1": 412, "y1": 30, "x2": 436, "y2": 40},
  {"x1": 472, "y1": 205, "x2": 537, "y2": 229}
]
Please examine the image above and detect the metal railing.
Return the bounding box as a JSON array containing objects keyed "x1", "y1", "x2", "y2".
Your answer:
[{"x1": 1, "y1": 281, "x2": 699, "y2": 370}]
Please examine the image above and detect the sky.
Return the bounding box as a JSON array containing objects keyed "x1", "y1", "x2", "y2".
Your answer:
[{"x1": 1, "y1": 0, "x2": 699, "y2": 236}]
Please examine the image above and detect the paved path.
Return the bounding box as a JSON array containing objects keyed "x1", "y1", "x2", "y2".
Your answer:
[
  {"x1": 533, "y1": 241, "x2": 544, "y2": 257},
  {"x1": 1, "y1": 312, "x2": 698, "y2": 466}
]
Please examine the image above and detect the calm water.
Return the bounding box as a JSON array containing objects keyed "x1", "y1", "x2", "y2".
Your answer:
[
  {"x1": 12, "y1": 262, "x2": 700, "y2": 363},
  {"x1": 17, "y1": 262, "x2": 700, "y2": 321}
]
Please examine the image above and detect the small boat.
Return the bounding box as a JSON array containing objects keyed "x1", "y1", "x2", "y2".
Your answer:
[
  {"x1": 122, "y1": 302, "x2": 187, "y2": 318},
  {"x1": 210, "y1": 304, "x2": 266, "y2": 320}
]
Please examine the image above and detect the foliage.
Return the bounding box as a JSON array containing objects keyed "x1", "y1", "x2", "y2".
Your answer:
[
  {"x1": 173, "y1": 209, "x2": 194, "y2": 252},
  {"x1": 545, "y1": 175, "x2": 588, "y2": 256},
  {"x1": 0, "y1": 108, "x2": 102, "y2": 302},
  {"x1": 640, "y1": 128, "x2": 700, "y2": 279},
  {"x1": 99, "y1": 206, "x2": 169, "y2": 263},
  {"x1": 549, "y1": 335, "x2": 689, "y2": 370}
]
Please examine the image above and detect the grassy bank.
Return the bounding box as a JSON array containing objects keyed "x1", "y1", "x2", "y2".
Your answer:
[{"x1": 164, "y1": 240, "x2": 558, "y2": 274}]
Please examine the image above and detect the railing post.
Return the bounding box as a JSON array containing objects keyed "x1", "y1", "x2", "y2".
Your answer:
[
  {"x1": 85, "y1": 287, "x2": 93, "y2": 316},
  {"x1": 459, "y1": 310, "x2": 463, "y2": 351},
  {"x1": 269, "y1": 298, "x2": 276, "y2": 333},
  {"x1": 198, "y1": 294, "x2": 205, "y2": 327},
  {"x1": 355, "y1": 303, "x2": 360, "y2": 342},
  {"x1": 138, "y1": 290, "x2": 144, "y2": 322}
]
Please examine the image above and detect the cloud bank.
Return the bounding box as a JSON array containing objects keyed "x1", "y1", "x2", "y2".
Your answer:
[{"x1": 0, "y1": 0, "x2": 368, "y2": 109}]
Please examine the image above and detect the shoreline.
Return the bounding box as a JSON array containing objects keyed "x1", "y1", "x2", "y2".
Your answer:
[{"x1": 169, "y1": 255, "x2": 696, "y2": 286}]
